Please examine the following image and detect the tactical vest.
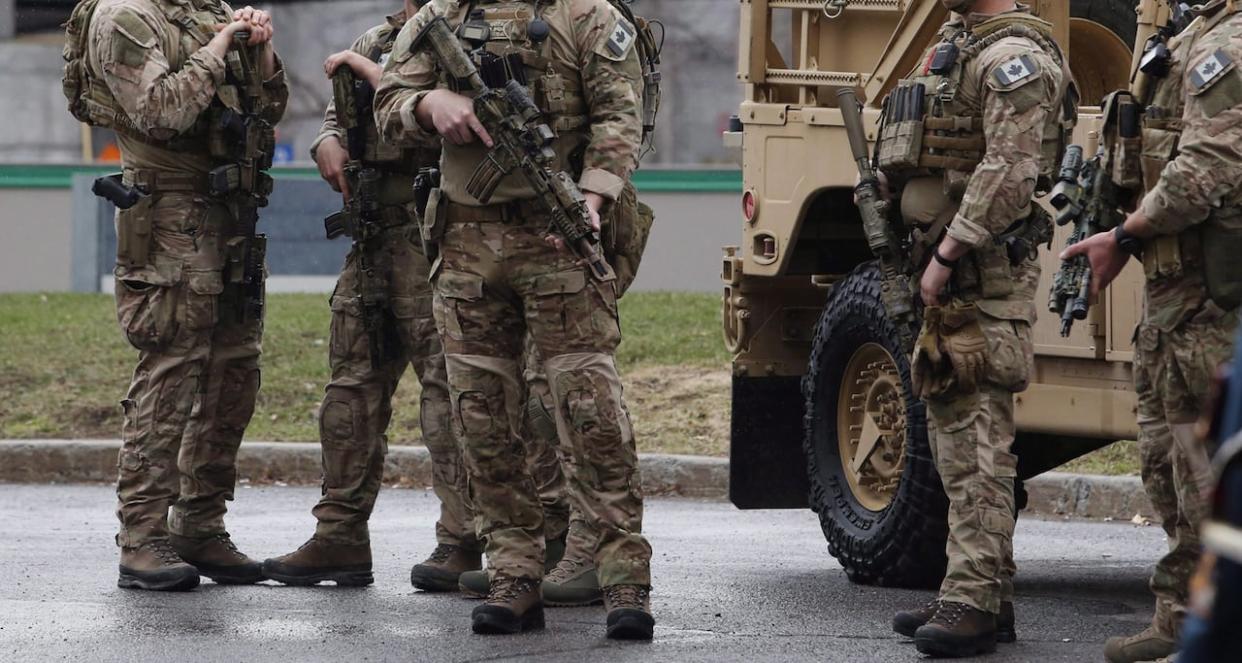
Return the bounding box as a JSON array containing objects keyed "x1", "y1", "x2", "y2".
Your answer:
[
  {"x1": 357, "y1": 20, "x2": 439, "y2": 172},
  {"x1": 1140, "y1": 7, "x2": 1242, "y2": 313},
  {"x1": 878, "y1": 13, "x2": 1073, "y2": 193},
  {"x1": 64, "y1": 0, "x2": 234, "y2": 149}
]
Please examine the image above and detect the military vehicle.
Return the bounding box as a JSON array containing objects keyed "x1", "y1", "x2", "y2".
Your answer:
[{"x1": 723, "y1": 0, "x2": 1165, "y2": 587}]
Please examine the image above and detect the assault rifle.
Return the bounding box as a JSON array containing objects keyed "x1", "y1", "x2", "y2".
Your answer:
[
  {"x1": 210, "y1": 31, "x2": 274, "y2": 324},
  {"x1": 838, "y1": 88, "x2": 916, "y2": 349},
  {"x1": 323, "y1": 67, "x2": 392, "y2": 369},
  {"x1": 411, "y1": 16, "x2": 614, "y2": 281}
]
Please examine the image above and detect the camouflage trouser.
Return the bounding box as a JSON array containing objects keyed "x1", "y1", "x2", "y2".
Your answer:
[
  {"x1": 926, "y1": 305, "x2": 1033, "y2": 614},
  {"x1": 522, "y1": 334, "x2": 574, "y2": 541},
  {"x1": 310, "y1": 226, "x2": 475, "y2": 548},
  {"x1": 434, "y1": 215, "x2": 650, "y2": 587},
  {"x1": 1133, "y1": 303, "x2": 1238, "y2": 634},
  {"x1": 114, "y1": 193, "x2": 262, "y2": 547}
]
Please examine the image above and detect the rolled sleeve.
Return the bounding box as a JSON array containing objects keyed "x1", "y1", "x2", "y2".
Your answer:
[{"x1": 578, "y1": 168, "x2": 625, "y2": 201}]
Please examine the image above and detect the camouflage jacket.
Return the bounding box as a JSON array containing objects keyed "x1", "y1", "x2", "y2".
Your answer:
[
  {"x1": 86, "y1": 0, "x2": 288, "y2": 174},
  {"x1": 373, "y1": 0, "x2": 642, "y2": 205},
  {"x1": 311, "y1": 10, "x2": 439, "y2": 169}
]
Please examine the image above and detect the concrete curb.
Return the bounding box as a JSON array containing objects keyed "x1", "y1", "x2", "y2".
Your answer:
[
  {"x1": 0, "y1": 439, "x2": 729, "y2": 501},
  {"x1": 0, "y1": 439, "x2": 1148, "y2": 519}
]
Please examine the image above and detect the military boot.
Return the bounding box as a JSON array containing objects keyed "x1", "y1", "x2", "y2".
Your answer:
[
  {"x1": 460, "y1": 533, "x2": 567, "y2": 598},
  {"x1": 118, "y1": 540, "x2": 201, "y2": 592},
  {"x1": 913, "y1": 600, "x2": 997, "y2": 657},
  {"x1": 261, "y1": 537, "x2": 373, "y2": 587},
  {"x1": 169, "y1": 533, "x2": 263, "y2": 585},
  {"x1": 471, "y1": 575, "x2": 545, "y2": 635},
  {"x1": 895, "y1": 599, "x2": 1016, "y2": 643},
  {"x1": 542, "y1": 553, "x2": 602, "y2": 607},
  {"x1": 1103, "y1": 625, "x2": 1177, "y2": 663},
  {"x1": 603, "y1": 584, "x2": 655, "y2": 641},
  {"x1": 410, "y1": 543, "x2": 482, "y2": 592}
]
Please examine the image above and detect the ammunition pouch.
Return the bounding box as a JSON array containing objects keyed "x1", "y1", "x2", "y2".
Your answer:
[
  {"x1": 208, "y1": 164, "x2": 274, "y2": 199},
  {"x1": 878, "y1": 118, "x2": 925, "y2": 172},
  {"x1": 921, "y1": 116, "x2": 986, "y2": 172},
  {"x1": 1203, "y1": 206, "x2": 1242, "y2": 310},
  {"x1": 1140, "y1": 124, "x2": 1182, "y2": 193},
  {"x1": 602, "y1": 180, "x2": 654, "y2": 298},
  {"x1": 325, "y1": 205, "x2": 411, "y2": 241}
]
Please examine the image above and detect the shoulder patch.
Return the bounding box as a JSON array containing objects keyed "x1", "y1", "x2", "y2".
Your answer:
[
  {"x1": 1190, "y1": 49, "x2": 1235, "y2": 95},
  {"x1": 990, "y1": 55, "x2": 1039, "y2": 91},
  {"x1": 592, "y1": 6, "x2": 635, "y2": 63},
  {"x1": 112, "y1": 8, "x2": 157, "y2": 49}
]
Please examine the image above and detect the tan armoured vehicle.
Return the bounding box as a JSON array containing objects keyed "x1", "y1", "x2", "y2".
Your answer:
[{"x1": 723, "y1": 0, "x2": 1168, "y2": 587}]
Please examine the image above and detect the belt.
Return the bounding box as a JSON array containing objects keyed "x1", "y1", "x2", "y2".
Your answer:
[
  {"x1": 123, "y1": 167, "x2": 211, "y2": 195},
  {"x1": 445, "y1": 199, "x2": 545, "y2": 224}
]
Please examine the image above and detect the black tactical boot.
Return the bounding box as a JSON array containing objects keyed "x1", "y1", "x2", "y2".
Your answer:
[
  {"x1": 913, "y1": 600, "x2": 997, "y2": 657},
  {"x1": 603, "y1": 584, "x2": 655, "y2": 641},
  {"x1": 261, "y1": 537, "x2": 373, "y2": 587},
  {"x1": 118, "y1": 540, "x2": 201, "y2": 592},
  {"x1": 410, "y1": 543, "x2": 482, "y2": 592},
  {"x1": 471, "y1": 575, "x2": 545, "y2": 635},
  {"x1": 169, "y1": 533, "x2": 263, "y2": 585},
  {"x1": 460, "y1": 533, "x2": 567, "y2": 598},
  {"x1": 895, "y1": 600, "x2": 1016, "y2": 642}
]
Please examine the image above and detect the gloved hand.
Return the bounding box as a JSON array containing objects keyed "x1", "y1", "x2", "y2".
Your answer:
[
  {"x1": 938, "y1": 302, "x2": 987, "y2": 394},
  {"x1": 911, "y1": 306, "x2": 944, "y2": 399}
]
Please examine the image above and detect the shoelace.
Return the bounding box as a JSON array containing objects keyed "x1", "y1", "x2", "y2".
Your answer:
[
  {"x1": 931, "y1": 601, "x2": 969, "y2": 626},
  {"x1": 213, "y1": 533, "x2": 243, "y2": 557},
  {"x1": 426, "y1": 544, "x2": 457, "y2": 565},
  {"x1": 146, "y1": 540, "x2": 185, "y2": 565},
  {"x1": 603, "y1": 584, "x2": 650, "y2": 609},
  {"x1": 545, "y1": 555, "x2": 588, "y2": 583},
  {"x1": 489, "y1": 576, "x2": 539, "y2": 603}
]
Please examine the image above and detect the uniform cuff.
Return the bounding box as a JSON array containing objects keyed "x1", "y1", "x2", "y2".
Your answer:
[
  {"x1": 1137, "y1": 189, "x2": 1185, "y2": 235},
  {"x1": 578, "y1": 168, "x2": 625, "y2": 201},
  {"x1": 309, "y1": 130, "x2": 343, "y2": 160},
  {"x1": 192, "y1": 49, "x2": 227, "y2": 87},
  {"x1": 945, "y1": 213, "x2": 991, "y2": 248},
  {"x1": 263, "y1": 53, "x2": 286, "y2": 88},
  {"x1": 401, "y1": 91, "x2": 439, "y2": 141}
]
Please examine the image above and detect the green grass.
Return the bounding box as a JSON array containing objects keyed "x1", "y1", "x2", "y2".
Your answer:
[
  {"x1": 1059, "y1": 439, "x2": 1139, "y2": 476},
  {"x1": 0, "y1": 292, "x2": 729, "y2": 450}
]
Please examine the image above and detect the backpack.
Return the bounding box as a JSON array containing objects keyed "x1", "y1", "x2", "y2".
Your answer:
[{"x1": 62, "y1": 0, "x2": 117, "y2": 129}]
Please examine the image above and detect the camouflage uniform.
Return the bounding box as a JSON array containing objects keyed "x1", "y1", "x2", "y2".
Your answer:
[
  {"x1": 86, "y1": 0, "x2": 287, "y2": 548},
  {"x1": 375, "y1": 0, "x2": 650, "y2": 590},
  {"x1": 885, "y1": 7, "x2": 1067, "y2": 616},
  {"x1": 1129, "y1": 2, "x2": 1242, "y2": 639}
]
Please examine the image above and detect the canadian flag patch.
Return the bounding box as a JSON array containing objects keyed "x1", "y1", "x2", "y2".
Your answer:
[
  {"x1": 992, "y1": 55, "x2": 1039, "y2": 88},
  {"x1": 1191, "y1": 49, "x2": 1233, "y2": 92}
]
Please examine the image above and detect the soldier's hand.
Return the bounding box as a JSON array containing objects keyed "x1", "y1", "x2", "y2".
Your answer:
[
  {"x1": 233, "y1": 7, "x2": 274, "y2": 45},
  {"x1": 1060, "y1": 229, "x2": 1127, "y2": 296},
  {"x1": 324, "y1": 51, "x2": 382, "y2": 88},
  {"x1": 584, "y1": 192, "x2": 604, "y2": 232},
  {"x1": 315, "y1": 136, "x2": 352, "y2": 201},
  {"x1": 416, "y1": 90, "x2": 494, "y2": 147},
  {"x1": 920, "y1": 258, "x2": 952, "y2": 307}
]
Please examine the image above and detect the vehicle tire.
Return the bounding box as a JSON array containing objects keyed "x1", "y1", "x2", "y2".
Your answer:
[
  {"x1": 802, "y1": 263, "x2": 948, "y2": 588},
  {"x1": 1069, "y1": 0, "x2": 1139, "y2": 106}
]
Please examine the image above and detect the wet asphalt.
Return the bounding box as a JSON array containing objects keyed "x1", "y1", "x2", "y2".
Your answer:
[{"x1": 0, "y1": 483, "x2": 1167, "y2": 662}]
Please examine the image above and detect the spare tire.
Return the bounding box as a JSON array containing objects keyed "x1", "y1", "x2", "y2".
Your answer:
[{"x1": 802, "y1": 263, "x2": 947, "y2": 588}]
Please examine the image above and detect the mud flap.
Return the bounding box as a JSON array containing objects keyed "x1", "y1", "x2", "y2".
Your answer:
[{"x1": 729, "y1": 373, "x2": 809, "y2": 509}]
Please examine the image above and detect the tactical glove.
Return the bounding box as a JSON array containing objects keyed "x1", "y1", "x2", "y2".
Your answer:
[
  {"x1": 939, "y1": 302, "x2": 987, "y2": 393},
  {"x1": 911, "y1": 306, "x2": 945, "y2": 399}
]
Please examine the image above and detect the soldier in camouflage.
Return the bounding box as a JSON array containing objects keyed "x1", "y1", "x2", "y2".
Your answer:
[
  {"x1": 374, "y1": 0, "x2": 653, "y2": 639},
  {"x1": 72, "y1": 0, "x2": 287, "y2": 590},
  {"x1": 875, "y1": 0, "x2": 1072, "y2": 656},
  {"x1": 1063, "y1": 2, "x2": 1242, "y2": 661}
]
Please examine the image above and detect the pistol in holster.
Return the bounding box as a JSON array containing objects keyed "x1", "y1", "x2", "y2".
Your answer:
[{"x1": 93, "y1": 173, "x2": 154, "y2": 269}]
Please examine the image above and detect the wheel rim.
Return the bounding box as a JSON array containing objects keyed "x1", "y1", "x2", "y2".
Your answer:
[
  {"x1": 1069, "y1": 17, "x2": 1134, "y2": 107},
  {"x1": 835, "y1": 343, "x2": 907, "y2": 512}
]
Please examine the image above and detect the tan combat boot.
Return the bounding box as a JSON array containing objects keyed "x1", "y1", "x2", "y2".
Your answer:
[
  {"x1": 169, "y1": 533, "x2": 263, "y2": 585},
  {"x1": 261, "y1": 537, "x2": 373, "y2": 587},
  {"x1": 895, "y1": 599, "x2": 1016, "y2": 643},
  {"x1": 603, "y1": 584, "x2": 655, "y2": 640},
  {"x1": 118, "y1": 540, "x2": 200, "y2": 592},
  {"x1": 460, "y1": 533, "x2": 567, "y2": 598},
  {"x1": 471, "y1": 575, "x2": 545, "y2": 635},
  {"x1": 1103, "y1": 625, "x2": 1177, "y2": 663},
  {"x1": 409, "y1": 543, "x2": 482, "y2": 592},
  {"x1": 913, "y1": 600, "x2": 998, "y2": 658},
  {"x1": 542, "y1": 552, "x2": 602, "y2": 607}
]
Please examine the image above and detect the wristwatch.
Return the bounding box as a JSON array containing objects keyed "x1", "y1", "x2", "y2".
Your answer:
[
  {"x1": 932, "y1": 246, "x2": 958, "y2": 269},
  {"x1": 1113, "y1": 224, "x2": 1143, "y2": 258}
]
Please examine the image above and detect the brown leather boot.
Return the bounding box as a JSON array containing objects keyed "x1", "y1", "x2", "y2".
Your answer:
[
  {"x1": 261, "y1": 537, "x2": 373, "y2": 587},
  {"x1": 169, "y1": 533, "x2": 263, "y2": 585},
  {"x1": 913, "y1": 600, "x2": 997, "y2": 657},
  {"x1": 895, "y1": 600, "x2": 1016, "y2": 642},
  {"x1": 603, "y1": 584, "x2": 655, "y2": 641},
  {"x1": 471, "y1": 575, "x2": 545, "y2": 635},
  {"x1": 409, "y1": 543, "x2": 482, "y2": 592},
  {"x1": 1103, "y1": 625, "x2": 1177, "y2": 663},
  {"x1": 118, "y1": 540, "x2": 201, "y2": 592}
]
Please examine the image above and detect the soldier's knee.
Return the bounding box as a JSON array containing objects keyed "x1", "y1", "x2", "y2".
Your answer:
[
  {"x1": 219, "y1": 364, "x2": 260, "y2": 433},
  {"x1": 420, "y1": 393, "x2": 455, "y2": 452}
]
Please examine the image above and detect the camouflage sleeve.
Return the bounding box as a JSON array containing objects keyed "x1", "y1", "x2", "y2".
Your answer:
[
  {"x1": 373, "y1": 4, "x2": 442, "y2": 148},
  {"x1": 260, "y1": 51, "x2": 290, "y2": 125},
  {"x1": 1139, "y1": 27, "x2": 1242, "y2": 235},
  {"x1": 310, "y1": 30, "x2": 374, "y2": 160},
  {"x1": 571, "y1": 0, "x2": 643, "y2": 201},
  {"x1": 89, "y1": 3, "x2": 225, "y2": 139},
  {"x1": 946, "y1": 42, "x2": 1060, "y2": 248}
]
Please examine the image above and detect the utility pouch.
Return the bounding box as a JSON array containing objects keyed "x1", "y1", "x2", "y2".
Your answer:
[
  {"x1": 224, "y1": 236, "x2": 247, "y2": 285},
  {"x1": 1140, "y1": 126, "x2": 1180, "y2": 193},
  {"x1": 420, "y1": 187, "x2": 446, "y2": 260},
  {"x1": 208, "y1": 164, "x2": 241, "y2": 196},
  {"x1": 116, "y1": 194, "x2": 155, "y2": 269},
  {"x1": 877, "y1": 82, "x2": 926, "y2": 172},
  {"x1": 1142, "y1": 234, "x2": 1184, "y2": 281},
  {"x1": 1203, "y1": 207, "x2": 1242, "y2": 310},
  {"x1": 974, "y1": 244, "x2": 1015, "y2": 299},
  {"x1": 603, "y1": 180, "x2": 653, "y2": 298},
  {"x1": 1111, "y1": 97, "x2": 1143, "y2": 189}
]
